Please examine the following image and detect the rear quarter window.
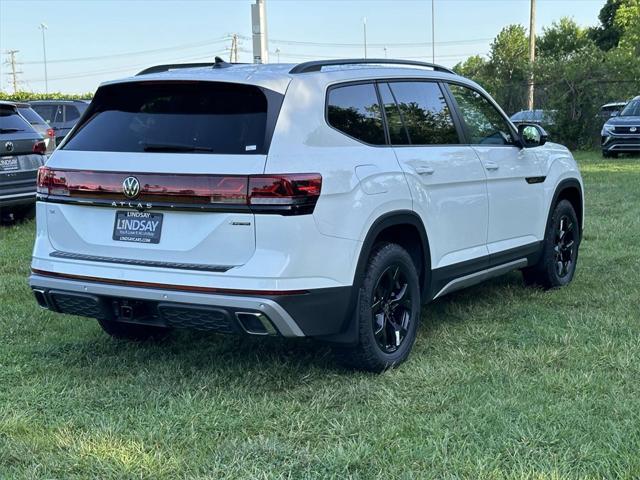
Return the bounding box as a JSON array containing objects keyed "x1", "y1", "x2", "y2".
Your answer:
[
  {"x1": 63, "y1": 82, "x2": 275, "y2": 155},
  {"x1": 326, "y1": 83, "x2": 386, "y2": 145}
]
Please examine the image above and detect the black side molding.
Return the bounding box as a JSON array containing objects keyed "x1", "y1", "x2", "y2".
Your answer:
[{"x1": 526, "y1": 176, "x2": 546, "y2": 184}]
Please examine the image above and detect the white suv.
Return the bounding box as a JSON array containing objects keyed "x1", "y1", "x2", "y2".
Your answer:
[{"x1": 30, "y1": 58, "x2": 584, "y2": 371}]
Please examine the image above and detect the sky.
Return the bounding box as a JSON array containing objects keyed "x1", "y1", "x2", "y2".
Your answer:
[{"x1": 0, "y1": 0, "x2": 605, "y2": 94}]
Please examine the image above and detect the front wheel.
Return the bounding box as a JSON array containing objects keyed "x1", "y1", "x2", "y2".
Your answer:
[
  {"x1": 523, "y1": 199, "x2": 580, "y2": 289},
  {"x1": 336, "y1": 243, "x2": 421, "y2": 372}
]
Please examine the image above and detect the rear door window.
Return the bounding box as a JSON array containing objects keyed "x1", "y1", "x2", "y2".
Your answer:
[
  {"x1": 63, "y1": 82, "x2": 274, "y2": 154},
  {"x1": 386, "y1": 81, "x2": 459, "y2": 145},
  {"x1": 327, "y1": 83, "x2": 386, "y2": 145}
]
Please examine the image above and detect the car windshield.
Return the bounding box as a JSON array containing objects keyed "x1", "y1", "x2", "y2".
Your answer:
[{"x1": 620, "y1": 100, "x2": 640, "y2": 117}]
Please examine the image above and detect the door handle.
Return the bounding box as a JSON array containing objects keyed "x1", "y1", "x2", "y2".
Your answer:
[
  {"x1": 484, "y1": 161, "x2": 499, "y2": 171},
  {"x1": 415, "y1": 165, "x2": 435, "y2": 175}
]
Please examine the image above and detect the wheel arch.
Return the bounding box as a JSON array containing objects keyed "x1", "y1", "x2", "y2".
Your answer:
[
  {"x1": 319, "y1": 210, "x2": 431, "y2": 344},
  {"x1": 549, "y1": 178, "x2": 584, "y2": 235}
]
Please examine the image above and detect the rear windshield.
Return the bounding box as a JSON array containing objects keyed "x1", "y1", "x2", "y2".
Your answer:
[
  {"x1": 64, "y1": 81, "x2": 273, "y2": 154},
  {"x1": 18, "y1": 107, "x2": 46, "y2": 125},
  {"x1": 0, "y1": 108, "x2": 31, "y2": 131},
  {"x1": 32, "y1": 104, "x2": 63, "y2": 124}
]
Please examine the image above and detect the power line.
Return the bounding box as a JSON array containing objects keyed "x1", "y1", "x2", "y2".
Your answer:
[
  {"x1": 237, "y1": 34, "x2": 492, "y2": 48},
  {"x1": 22, "y1": 36, "x2": 230, "y2": 65}
]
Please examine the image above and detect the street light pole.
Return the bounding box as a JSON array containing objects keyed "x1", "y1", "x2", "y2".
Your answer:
[
  {"x1": 39, "y1": 23, "x2": 48, "y2": 94},
  {"x1": 431, "y1": 0, "x2": 435, "y2": 63},
  {"x1": 363, "y1": 17, "x2": 367, "y2": 59}
]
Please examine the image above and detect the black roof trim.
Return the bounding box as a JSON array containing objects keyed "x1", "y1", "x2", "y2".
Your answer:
[
  {"x1": 289, "y1": 59, "x2": 456, "y2": 75},
  {"x1": 137, "y1": 57, "x2": 240, "y2": 76}
]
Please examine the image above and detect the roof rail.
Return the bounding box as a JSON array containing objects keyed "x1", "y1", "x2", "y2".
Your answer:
[
  {"x1": 137, "y1": 57, "x2": 235, "y2": 76},
  {"x1": 289, "y1": 59, "x2": 456, "y2": 75}
]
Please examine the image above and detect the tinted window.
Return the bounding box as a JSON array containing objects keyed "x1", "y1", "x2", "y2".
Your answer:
[
  {"x1": 0, "y1": 109, "x2": 31, "y2": 131},
  {"x1": 327, "y1": 83, "x2": 385, "y2": 145},
  {"x1": 18, "y1": 107, "x2": 46, "y2": 125},
  {"x1": 32, "y1": 104, "x2": 63, "y2": 124},
  {"x1": 387, "y1": 81, "x2": 459, "y2": 145},
  {"x1": 63, "y1": 82, "x2": 271, "y2": 154},
  {"x1": 65, "y1": 105, "x2": 80, "y2": 122},
  {"x1": 449, "y1": 84, "x2": 514, "y2": 145},
  {"x1": 379, "y1": 83, "x2": 409, "y2": 145}
]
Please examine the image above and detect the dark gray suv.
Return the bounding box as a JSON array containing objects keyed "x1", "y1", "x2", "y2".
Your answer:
[
  {"x1": 30, "y1": 100, "x2": 89, "y2": 146},
  {"x1": 0, "y1": 102, "x2": 47, "y2": 220},
  {"x1": 601, "y1": 96, "x2": 640, "y2": 158}
]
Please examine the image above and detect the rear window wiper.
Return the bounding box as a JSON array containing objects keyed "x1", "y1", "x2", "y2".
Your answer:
[
  {"x1": 0, "y1": 128, "x2": 23, "y2": 133},
  {"x1": 142, "y1": 142, "x2": 214, "y2": 153}
]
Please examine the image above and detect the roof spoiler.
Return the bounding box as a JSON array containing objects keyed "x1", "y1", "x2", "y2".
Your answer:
[
  {"x1": 136, "y1": 57, "x2": 238, "y2": 76},
  {"x1": 289, "y1": 59, "x2": 456, "y2": 75}
]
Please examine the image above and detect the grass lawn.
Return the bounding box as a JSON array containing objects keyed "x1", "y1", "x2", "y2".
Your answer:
[{"x1": 1, "y1": 151, "x2": 639, "y2": 479}]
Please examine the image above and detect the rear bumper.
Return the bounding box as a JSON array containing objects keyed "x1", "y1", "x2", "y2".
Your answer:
[{"x1": 29, "y1": 273, "x2": 352, "y2": 338}]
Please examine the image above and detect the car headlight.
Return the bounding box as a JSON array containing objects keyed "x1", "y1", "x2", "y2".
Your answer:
[{"x1": 603, "y1": 124, "x2": 615, "y2": 134}]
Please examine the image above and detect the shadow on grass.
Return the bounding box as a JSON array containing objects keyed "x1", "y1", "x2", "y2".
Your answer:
[{"x1": 34, "y1": 271, "x2": 530, "y2": 384}]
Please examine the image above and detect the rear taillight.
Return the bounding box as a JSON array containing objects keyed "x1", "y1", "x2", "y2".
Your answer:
[
  {"x1": 35, "y1": 169, "x2": 322, "y2": 215},
  {"x1": 46, "y1": 128, "x2": 55, "y2": 139},
  {"x1": 33, "y1": 140, "x2": 47, "y2": 155},
  {"x1": 249, "y1": 174, "x2": 322, "y2": 214},
  {"x1": 37, "y1": 166, "x2": 70, "y2": 196}
]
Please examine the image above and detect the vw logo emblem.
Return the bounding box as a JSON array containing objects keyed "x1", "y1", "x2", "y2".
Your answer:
[
  {"x1": 631, "y1": 127, "x2": 637, "y2": 133},
  {"x1": 122, "y1": 176, "x2": 141, "y2": 199},
  {"x1": 4, "y1": 141, "x2": 14, "y2": 152}
]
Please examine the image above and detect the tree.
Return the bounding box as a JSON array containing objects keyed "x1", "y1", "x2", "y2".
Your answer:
[
  {"x1": 538, "y1": 18, "x2": 592, "y2": 59},
  {"x1": 614, "y1": 0, "x2": 640, "y2": 55},
  {"x1": 486, "y1": 24, "x2": 530, "y2": 115}
]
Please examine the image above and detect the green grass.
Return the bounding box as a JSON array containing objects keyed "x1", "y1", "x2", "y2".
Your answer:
[{"x1": 1, "y1": 151, "x2": 639, "y2": 479}]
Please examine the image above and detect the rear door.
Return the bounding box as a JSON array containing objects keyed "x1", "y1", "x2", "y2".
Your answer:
[
  {"x1": 42, "y1": 80, "x2": 284, "y2": 269},
  {"x1": 446, "y1": 83, "x2": 546, "y2": 255},
  {"x1": 381, "y1": 80, "x2": 489, "y2": 271}
]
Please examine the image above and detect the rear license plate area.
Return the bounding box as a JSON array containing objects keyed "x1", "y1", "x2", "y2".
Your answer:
[
  {"x1": 0, "y1": 157, "x2": 19, "y2": 171},
  {"x1": 113, "y1": 210, "x2": 163, "y2": 244}
]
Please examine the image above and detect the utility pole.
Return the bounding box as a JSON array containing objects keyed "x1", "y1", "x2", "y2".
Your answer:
[
  {"x1": 527, "y1": 0, "x2": 536, "y2": 110},
  {"x1": 275, "y1": 48, "x2": 281, "y2": 63},
  {"x1": 251, "y1": 0, "x2": 269, "y2": 64},
  {"x1": 229, "y1": 33, "x2": 239, "y2": 63},
  {"x1": 363, "y1": 17, "x2": 367, "y2": 59},
  {"x1": 4, "y1": 50, "x2": 22, "y2": 94},
  {"x1": 383, "y1": 47, "x2": 388, "y2": 59},
  {"x1": 431, "y1": 0, "x2": 435, "y2": 63},
  {"x1": 39, "y1": 23, "x2": 49, "y2": 94}
]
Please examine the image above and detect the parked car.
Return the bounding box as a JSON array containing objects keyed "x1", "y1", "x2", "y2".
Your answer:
[
  {"x1": 29, "y1": 100, "x2": 89, "y2": 146},
  {"x1": 11, "y1": 102, "x2": 56, "y2": 155},
  {"x1": 601, "y1": 95, "x2": 640, "y2": 158},
  {"x1": 30, "y1": 58, "x2": 584, "y2": 371},
  {"x1": 510, "y1": 109, "x2": 556, "y2": 128},
  {"x1": 0, "y1": 102, "x2": 48, "y2": 220},
  {"x1": 598, "y1": 101, "x2": 627, "y2": 123}
]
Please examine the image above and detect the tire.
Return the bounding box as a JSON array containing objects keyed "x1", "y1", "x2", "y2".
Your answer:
[
  {"x1": 336, "y1": 243, "x2": 421, "y2": 372},
  {"x1": 97, "y1": 317, "x2": 171, "y2": 341},
  {"x1": 523, "y1": 199, "x2": 580, "y2": 289}
]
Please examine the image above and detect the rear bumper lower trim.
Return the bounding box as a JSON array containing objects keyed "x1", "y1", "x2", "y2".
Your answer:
[
  {"x1": 29, "y1": 273, "x2": 305, "y2": 337},
  {"x1": 49, "y1": 251, "x2": 234, "y2": 273}
]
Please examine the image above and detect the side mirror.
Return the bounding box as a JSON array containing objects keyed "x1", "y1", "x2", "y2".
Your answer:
[{"x1": 518, "y1": 123, "x2": 547, "y2": 148}]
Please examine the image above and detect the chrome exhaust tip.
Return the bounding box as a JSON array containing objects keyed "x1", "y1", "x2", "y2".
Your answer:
[{"x1": 235, "y1": 312, "x2": 277, "y2": 336}]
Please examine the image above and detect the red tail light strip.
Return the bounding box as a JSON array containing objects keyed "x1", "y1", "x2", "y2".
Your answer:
[
  {"x1": 31, "y1": 269, "x2": 309, "y2": 296},
  {"x1": 36, "y1": 167, "x2": 322, "y2": 215}
]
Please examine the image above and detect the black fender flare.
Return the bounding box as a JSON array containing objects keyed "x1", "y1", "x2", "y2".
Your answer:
[
  {"x1": 546, "y1": 178, "x2": 584, "y2": 237},
  {"x1": 321, "y1": 210, "x2": 431, "y2": 344}
]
